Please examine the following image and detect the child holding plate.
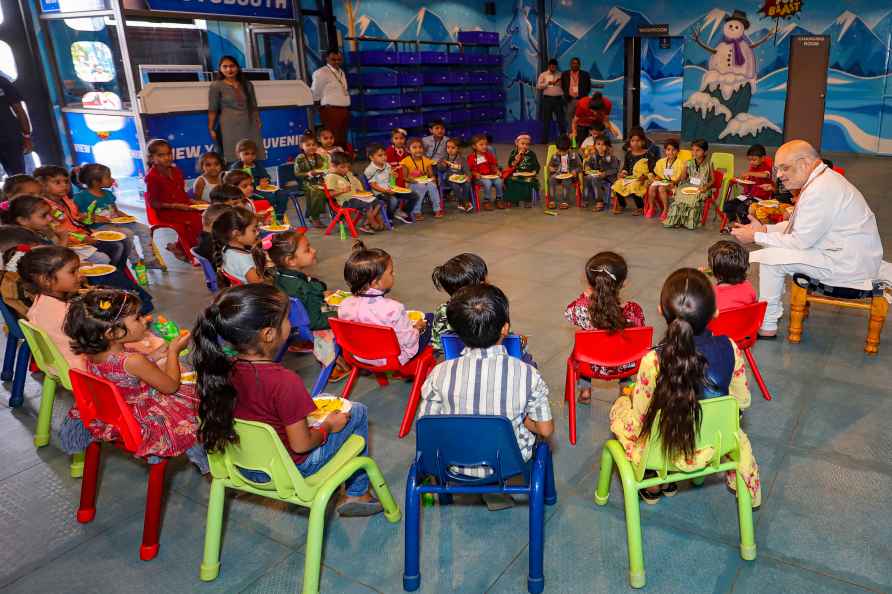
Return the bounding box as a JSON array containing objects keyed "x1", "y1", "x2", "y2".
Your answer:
[
  {"x1": 325, "y1": 152, "x2": 384, "y2": 234},
  {"x1": 400, "y1": 138, "x2": 442, "y2": 219},
  {"x1": 502, "y1": 134, "x2": 540, "y2": 208},
  {"x1": 611, "y1": 129, "x2": 653, "y2": 216},
  {"x1": 723, "y1": 143, "x2": 775, "y2": 226},
  {"x1": 467, "y1": 134, "x2": 503, "y2": 211},
  {"x1": 663, "y1": 139, "x2": 714, "y2": 230},
  {"x1": 645, "y1": 138, "x2": 685, "y2": 219},
  {"x1": 437, "y1": 138, "x2": 473, "y2": 212},
  {"x1": 547, "y1": 135, "x2": 582, "y2": 210},
  {"x1": 229, "y1": 139, "x2": 289, "y2": 219},
  {"x1": 74, "y1": 164, "x2": 162, "y2": 270},
  {"x1": 584, "y1": 135, "x2": 619, "y2": 211},
  {"x1": 363, "y1": 143, "x2": 416, "y2": 224}
]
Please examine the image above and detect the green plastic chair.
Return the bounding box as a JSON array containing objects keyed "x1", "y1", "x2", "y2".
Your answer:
[
  {"x1": 542, "y1": 144, "x2": 557, "y2": 206},
  {"x1": 200, "y1": 419, "x2": 401, "y2": 594},
  {"x1": 594, "y1": 396, "x2": 755, "y2": 588},
  {"x1": 711, "y1": 152, "x2": 735, "y2": 214},
  {"x1": 18, "y1": 320, "x2": 85, "y2": 478}
]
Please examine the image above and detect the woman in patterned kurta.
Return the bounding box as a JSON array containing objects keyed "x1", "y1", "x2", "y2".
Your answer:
[
  {"x1": 663, "y1": 139, "x2": 715, "y2": 230},
  {"x1": 503, "y1": 134, "x2": 541, "y2": 207}
]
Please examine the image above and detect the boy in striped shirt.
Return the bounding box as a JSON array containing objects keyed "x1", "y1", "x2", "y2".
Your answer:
[{"x1": 418, "y1": 284, "x2": 554, "y2": 509}]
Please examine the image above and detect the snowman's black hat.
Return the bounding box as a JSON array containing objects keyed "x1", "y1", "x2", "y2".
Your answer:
[{"x1": 724, "y1": 9, "x2": 750, "y2": 29}]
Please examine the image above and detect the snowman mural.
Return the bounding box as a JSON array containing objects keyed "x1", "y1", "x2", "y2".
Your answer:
[{"x1": 682, "y1": 10, "x2": 784, "y2": 145}]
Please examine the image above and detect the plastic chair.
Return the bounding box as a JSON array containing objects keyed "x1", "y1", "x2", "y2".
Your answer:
[
  {"x1": 0, "y1": 299, "x2": 30, "y2": 407},
  {"x1": 542, "y1": 144, "x2": 582, "y2": 208},
  {"x1": 708, "y1": 301, "x2": 772, "y2": 400},
  {"x1": 190, "y1": 248, "x2": 219, "y2": 293},
  {"x1": 594, "y1": 396, "x2": 755, "y2": 588},
  {"x1": 321, "y1": 183, "x2": 360, "y2": 238},
  {"x1": 832, "y1": 166, "x2": 845, "y2": 175},
  {"x1": 143, "y1": 194, "x2": 192, "y2": 266},
  {"x1": 404, "y1": 416, "x2": 556, "y2": 593},
  {"x1": 68, "y1": 369, "x2": 171, "y2": 560},
  {"x1": 711, "y1": 151, "x2": 734, "y2": 212},
  {"x1": 441, "y1": 333, "x2": 523, "y2": 360},
  {"x1": 700, "y1": 170, "x2": 724, "y2": 228},
  {"x1": 200, "y1": 418, "x2": 400, "y2": 594},
  {"x1": 564, "y1": 327, "x2": 654, "y2": 445},
  {"x1": 221, "y1": 270, "x2": 242, "y2": 287},
  {"x1": 677, "y1": 148, "x2": 693, "y2": 163},
  {"x1": 358, "y1": 173, "x2": 393, "y2": 230},
  {"x1": 273, "y1": 297, "x2": 315, "y2": 362},
  {"x1": 328, "y1": 318, "x2": 437, "y2": 438}
]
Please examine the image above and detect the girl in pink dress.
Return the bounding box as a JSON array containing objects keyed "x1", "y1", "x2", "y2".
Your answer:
[
  {"x1": 565, "y1": 251, "x2": 645, "y2": 404},
  {"x1": 64, "y1": 288, "x2": 206, "y2": 470}
]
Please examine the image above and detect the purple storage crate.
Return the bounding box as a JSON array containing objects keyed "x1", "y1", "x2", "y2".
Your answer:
[
  {"x1": 483, "y1": 107, "x2": 504, "y2": 120},
  {"x1": 357, "y1": 71, "x2": 398, "y2": 88},
  {"x1": 466, "y1": 54, "x2": 487, "y2": 66},
  {"x1": 398, "y1": 113, "x2": 423, "y2": 129},
  {"x1": 420, "y1": 51, "x2": 447, "y2": 65},
  {"x1": 450, "y1": 91, "x2": 468, "y2": 103},
  {"x1": 400, "y1": 93, "x2": 422, "y2": 107},
  {"x1": 468, "y1": 90, "x2": 489, "y2": 103},
  {"x1": 423, "y1": 72, "x2": 450, "y2": 85},
  {"x1": 468, "y1": 107, "x2": 488, "y2": 121},
  {"x1": 367, "y1": 114, "x2": 402, "y2": 131},
  {"x1": 484, "y1": 73, "x2": 501, "y2": 85},
  {"x1": 363, "y1": 94, "x2": 401, "y2": 110},
  {"x1": 397, "y1": 51, "x2": 419, "y2": 65},
  {"x1": 349, "y1": 51, "x2": 397, "y2": 66},
  {"x1": 422, "y1": 91, "x2": 451, "y2": 106},
  {"x1": 425, "y1": 110, "x2": 451, "y2": 125},
  {"x1": 457, "y1": 31, "x2": 499, "y2": 45},
  {"x1": 398, "y1": 72, "x2": 423, "y2": 86},
  {"x1": 447, "y1": 71, "x2": 468, "y2": 85},
  {"x1": 450, "y1": 109, "x2": 469, "y2": 123},
  {"x1": 483, "y1": 55, "x2": 502, "y2": 65},
  {"x1": 446, "y1": 53, "x2": 465, "y2": 65},
  {"x1": 468, "y1": 71, "x2": 488, "y2": 85},
  {"x1": 493, "y1": 90, "x2": 506, "y2": 102}
]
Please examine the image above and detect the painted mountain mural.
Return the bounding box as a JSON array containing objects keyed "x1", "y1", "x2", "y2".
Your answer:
[
  {"x1": 398, "y1": 8, "x2": 452, "y2": 43},
  {"x1": 561, "y1": 6, "x2": 651, "y2": 80},
  {"x1": 501, "y1": 0, "x2": 539, "y2": 120},
  {"x1": 822, "y1": 11, "x2": 886, "y2": 76}
]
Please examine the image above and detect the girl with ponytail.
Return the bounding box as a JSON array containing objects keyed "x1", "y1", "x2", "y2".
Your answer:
[
  {"x1": 609, "y1": 268, "x2": 761, "y2": 506},
  {"x1": 193, "y1": 284, "x2": 383, "y2": 517},
  {"x1": 565, "y1": 251, "x2": 645, "y2": 404},
  {"x1": 210, "y1": 206, "x2": 266, "y2": 285}
]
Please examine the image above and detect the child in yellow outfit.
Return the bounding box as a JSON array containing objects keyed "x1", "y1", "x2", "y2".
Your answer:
[{"x1": 611, "y1": 129, "x2": 653, "y2": 215}]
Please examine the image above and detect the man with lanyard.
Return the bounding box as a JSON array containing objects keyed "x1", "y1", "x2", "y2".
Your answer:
[
  {"x1": 537, "y1": 59, "x2": 564, "y2": 144},
  {"x1": 571, "y1": 91, "x2": 616, "y2": 144},
  {"x1": 311, "y1": 50, "x2": 350, "y2": 148},
  {"x1": 732, "y1": 140, "x2": 884, "y2": 337},
  {"x1": 560, "y1": 58, "x2": 590, "y2": 134},
  {"x1": 0, "y1": 77, "x2": 32, "y2": 175}
]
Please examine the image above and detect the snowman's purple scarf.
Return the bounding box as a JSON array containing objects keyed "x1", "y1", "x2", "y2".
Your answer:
[{"x1": 723, "y1": 34, "x2": 751, "y2": 67}]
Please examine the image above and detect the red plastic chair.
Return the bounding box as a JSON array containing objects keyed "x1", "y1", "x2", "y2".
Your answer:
[
  {"x1": 321, "y1": 183, "x2": 360, "y2": 238},
  {"x1": 544, "y1": 176, "x2": 583, "y2": 208},
  {"x1": 708, "y1": 301, "x2": 772, "y2": 401},
  {"x1": 701, "y1": 170, "x2": 724, "y2": 227},
  {"x1": 564, "y1": 327, "x2": 654, "y2": 445},
  {"x1": 832, "y1": 166, "x2": 845, "y2": 175},
  {"x1": 143, "y1": 194, "x2": 197, "y2": 265},
  {"x1": 328, "y1": 318, "x2": 437, "y2": 438},
  {"x1": 69, "y1": 368, "x2": 169, "y2": 561},
  {"x1": 221, "y1": 270, "x2": 243, "y2": 286}
]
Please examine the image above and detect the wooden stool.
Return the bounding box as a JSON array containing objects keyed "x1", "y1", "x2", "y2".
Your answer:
[{"x1": 788, "y1": 278, "x2": 889, "y2": 355}]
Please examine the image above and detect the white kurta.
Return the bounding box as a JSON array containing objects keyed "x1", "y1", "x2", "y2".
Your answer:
[{"x1": 751, "y1": 164, "x2": 883, "y2": 289}]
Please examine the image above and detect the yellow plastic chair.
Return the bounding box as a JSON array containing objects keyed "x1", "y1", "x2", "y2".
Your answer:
[
  {"x1": 677, "y1": 148, "x2": 693, "y2": 164},
  {"x1": 200, "y1": 419, "x2": 401, "y2": 594},
  {"x1": 541, "y1": 144, "x2": 556, "y2": 207},
  {"x1": 711, "y1": 152, "x2": 735, "y2": 214},
  {"x1": 594, "y1": 396, "x2": 755, "y2": 588},
  {"x1": 18, "y1": 320, "x2": 85, "y2": 478}
]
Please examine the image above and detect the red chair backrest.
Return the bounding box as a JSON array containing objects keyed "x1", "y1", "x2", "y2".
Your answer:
[
  {"x1": 708, "y1": 301, "x2": 767, "y2": 350},
  {"x1": 142, "y1": 192, "x2": 162, "y2": 226},
  {"x1": 328, "y1": 318, "x2": 403, "y2": 370},
  {"x1": 321, "y1": 183, "x2": 346, "y2": 213},
  {"x1": 763, "y1": 156, "x2": 773, "y2": 169},
  {"x1": 711, "y1": 170, "x2": 724, "y2": 195},
  {"x1": 69, "y1": 368, "x2": 144, "y2": 453},
  {"x1": 832, "y1": 166, "x2": 845, "y2": 175},
  {"x1": 221, "y1": 270, "x2": 243, "y2": 286},
  {"x1": 570, "y1": 326, "x2": 654, "y2": 370}
]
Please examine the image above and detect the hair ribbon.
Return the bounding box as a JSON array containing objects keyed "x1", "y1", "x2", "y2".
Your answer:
[
  {"x1": 261, "y1": 235, "x2": 273, "y2": 250},
  {"x1": 590, "y1": 265, "x2": 616, "y2": 281}
]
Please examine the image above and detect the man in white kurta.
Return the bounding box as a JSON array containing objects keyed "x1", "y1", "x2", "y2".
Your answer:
[{"x1": 731, "y1": 140, "x2": 884, "y2": 335}]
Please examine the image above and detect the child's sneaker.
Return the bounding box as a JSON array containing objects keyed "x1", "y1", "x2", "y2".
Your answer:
[
  {"x1": 639, "y1": 488, "x2": 662, "y2": 505},
  {"x1": 661, "y1": 483, "x2": 678, "y2": 497},
  {"x1": 394, "y1": 210, "x2": 412, "y2": 224},
  {"x1": 482, "y1": 493, "x2": 515, "y2": 511}
]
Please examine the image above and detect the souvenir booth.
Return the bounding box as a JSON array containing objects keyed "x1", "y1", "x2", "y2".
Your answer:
[{"x1": 31, "y1": 0, "x2": 313, "y2": 181}]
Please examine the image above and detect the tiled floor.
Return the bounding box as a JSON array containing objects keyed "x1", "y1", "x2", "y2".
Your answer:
[{"x1": 1, "y1": 145, "x2": 890, "y2": 593}]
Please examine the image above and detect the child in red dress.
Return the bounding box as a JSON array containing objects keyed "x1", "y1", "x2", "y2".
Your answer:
[{"x1": 708, "y1": 240, "x2": 757, "y2": 311}]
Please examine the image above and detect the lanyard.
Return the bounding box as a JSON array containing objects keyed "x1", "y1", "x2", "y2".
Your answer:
[
  {"x1": 327, "y1": 65, "x2": 347, "y2": 93},
  {"x1": 431, "y1": 138, "x2": 443, "y2": 156},
  {"x1": 783, "y1": 165, "x2": 827, "y2": 234},
  {"x1": 409, "y1": 155, "x2": 427, "y2": 175}
]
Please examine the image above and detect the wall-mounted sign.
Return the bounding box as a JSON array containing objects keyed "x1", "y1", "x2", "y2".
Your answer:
[
  {"x1": 637, "y1": 24, "x2": 669, "y2": 37},
  {"x1": 145, "y1": 0, "x2": 293, "y2": 20},
  {"x1": 758, "y1": 0, "x2": 804, "y2": 19}
]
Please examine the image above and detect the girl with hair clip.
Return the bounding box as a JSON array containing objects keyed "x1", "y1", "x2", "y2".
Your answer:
[
  {"x1": 0, "y1": 226, "x2": 47, "y2": 317},
  {"x1": 63, "y1": 289, "x2": 207, "y2": 472},
  {"x1": 565, "y1": 252, "x2": 645, "y2": 404},
  {"x1": 211, "y1": 206, "x2": 266, "y2": 285},
  {"x1": 609, "y1": 268, "x2": 761, "y2": 505},
  {"x1": 502, "y1": 133, "x2": 541, "y2": 208},
  {"x1": 193, "y1": 284, "x2": 382, "y2": 516},
  {"x1": 646, "y1": 138, "x2": 685, "y2": 219},
  {"x1": 338, "y1": 241, "x2": 430, "y2": 365}
]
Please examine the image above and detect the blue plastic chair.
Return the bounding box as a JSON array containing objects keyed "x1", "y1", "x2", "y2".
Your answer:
[
  {"x1": 0, "y1": 299, "x2": 30, "y2": 407},
  {"x1": 273, "y1": 297, "x2": 340, "y2": 397},
  {"x1": 190, "y1": 248, "x2": 219, "y2": 293},
  {"x1": 404, "y1": 416, "x2": 556, "y2": 594},
  {"x1": 358, "y1": 173, "x2": 393, "y2": 230},
  {"x1": 441, "y1": 333, "x2": 523, "y2": 360}
]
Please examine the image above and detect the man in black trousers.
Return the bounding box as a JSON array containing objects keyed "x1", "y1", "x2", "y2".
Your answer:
[
  {"x1": 560, "y1": 57, "x2": 591, "y2": 135},
  {"x1": 537, "y1": 59, "x2": 565, "y2": 144}
]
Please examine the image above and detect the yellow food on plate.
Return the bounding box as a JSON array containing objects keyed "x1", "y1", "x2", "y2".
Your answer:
[
  {"x1": 413, "y1": 176, "x2": 432, "y2": 183},
  {"x1": 353, "y1": 191, "x2": 374, "y2": 198},
  {"x1": 480, "y1": 174, "x2": 500, "y2": 180},
  {"x1": 759, "y1": 199, "x2": 780, "y2": 208},
  {"x1": 448, "y1": 174, "x2": 468, "y2": 183},
  {"x1": 256, "y1": 184, "x2": 279, "y2": 192},
  {"x1": 391, "y1": 186, "x2": 412, "y2": 194},
  {"x1": 680, "y1": 187, "x2": 699, "y2": 195},
  {"x1": 261, "y1": 224, "x2": 290, "y2": 232},
  {"x1": 584, "y1": 170, "x2": 602, "y2": 176},
  {"x1": 324, "y1": 290, "x2": 352, "y2": 306},
  {"x1": 180, "y1": 371, "x2": 197, "y2": 384},
  {"x1": 79, "y1": 264, "x2": 116, "y2": 277},
  {"x1": 190, "y1": 203, "x2": 210, "y2": 210},
  {"x1": 407, "y1": 310, "x2": 424, "y2": 322},
  {"x1": 308, "y1": 396, "x2": 353, "y2": 424},
  {"x1": 92, "y1": 230, "x2": 126, "y2": 241},
  {"x1": 513, "y1": 171, "x2": 536, "y2": 177},
  {"x1": 110, "y1": 216, "x2": 137, "y2": 224},
  {"x1": 736, "y1": 178, "x2": 756, "y2": 185},
  {"x1": 555, "y1": 173, "x2": 574, "y2": 180}
]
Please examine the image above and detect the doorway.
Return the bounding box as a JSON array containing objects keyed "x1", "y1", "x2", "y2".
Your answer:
[
  {"x1": 783, "y1": 35, "x2": 830, "y2": 148},
  {"x1": 639, "y1": 36, "x2": 684, "y2": 134}
]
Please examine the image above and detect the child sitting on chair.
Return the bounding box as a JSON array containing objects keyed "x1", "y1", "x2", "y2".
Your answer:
[
  {"x1": 708, "y1": 240, "x2": 756, "y2": 312},
  {"x1": 611, "y1": 130, "x2": 652, "y2": 216},
  {"x1": 547, "y1": 135, "x2": 582, "y2": 210},
  {"x1": 646, "y1": 138, "x2": 685, "y2": 219},
  {"x1": 584, "y1": 135, "x2": 619, "y2": 211},
  {"x1": 723, "y1": 144, "x2": 774, "y2": 226},
  {"x1": 663, "y1": 139, "x2": 714, "y2": 230},
  {"x1": 430, "y1": 252, "x2": 488, "y2": 351},
  {"x1": 438, "y1": 138, "x2": 472, "y2": 212},
  {"x1": 418, "y1": 283, "x2": 554, "y2": 510},
  {"x1": 608, "y1": 268, "x2": 761, "y2": 506},
  {"x1": 364, "y1": 143, "x2": 416, "y2": 224},
  {"x1": 325, "y1": 152, "x2": 383, "y2": 234}
]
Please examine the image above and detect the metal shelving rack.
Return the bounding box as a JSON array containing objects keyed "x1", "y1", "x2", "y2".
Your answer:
[{"x1": 344, "y1": 34, "x2": 504, "y2": 150}]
